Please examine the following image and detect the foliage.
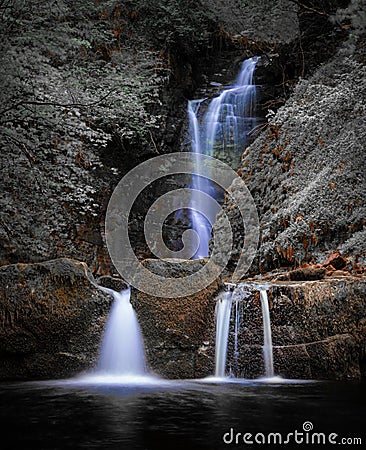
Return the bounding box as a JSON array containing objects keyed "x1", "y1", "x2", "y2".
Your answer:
[
  {"x1": 332, "y1": 0, "x2": 366, "y2": 35},
  {"x1": 0, "y1": 0, "x2": 169, "y2": 263},
  {"x1": 124, "y1": 0, "x2": 215, "y2": 58},
  {"x1": 0, "y1": 0, "x2": 165, "y2": 169}
]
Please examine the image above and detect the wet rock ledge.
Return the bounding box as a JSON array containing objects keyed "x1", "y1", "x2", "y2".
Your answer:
[
  {"x1": 0, "y1": 258, "x2": 112, "y2": 380},
  {"x1": 227, "y1": 275, "x2": 366, "y2": 380},
  {"x1": 0, "y1": 257, "x2": 364, "y2": 382}
]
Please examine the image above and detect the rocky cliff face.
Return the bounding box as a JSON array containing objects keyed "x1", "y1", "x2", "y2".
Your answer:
[
  {"x1": 213, "y1": 35, "x2": 366, "y2": 274},
  {"x1": 0, "y1": 258, "x2": 111, "y2": 380},
  {"x1": 0, "y1": 0, "x2": 353, "y2": 274}
]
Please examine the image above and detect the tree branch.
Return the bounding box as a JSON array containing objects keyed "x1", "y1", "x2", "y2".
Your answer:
[
  {"x1": 0, "y1": 89, "x2": 114, "y2": 117},
  {"x1": 148, "y1": 129, "x2": 159, "y2": 154},
  {"x1": 289, "y1": 0, "x2": 329, "y2": 16}
]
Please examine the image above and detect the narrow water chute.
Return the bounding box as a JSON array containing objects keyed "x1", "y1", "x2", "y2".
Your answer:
[
  {"x1": 259, "y1": 288, "x2": 274, "y2": 378},
  {"x1": 215, "y1": 289, "x2": 234, "y2": 378},
  {"x1": 97, "y1": 288, "x2": 146, "y2": 376}
]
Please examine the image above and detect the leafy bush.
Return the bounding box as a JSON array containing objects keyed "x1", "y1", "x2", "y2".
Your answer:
[{"x1": 0, "y1": 0, "x2": 166, "y2": 166}]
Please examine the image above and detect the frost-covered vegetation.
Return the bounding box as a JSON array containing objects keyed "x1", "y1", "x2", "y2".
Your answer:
[
  {"x1": 0, "y1": 0, "x2": 167, "y2": 266},
  {"x1": 0, "y1": 0, "x2": 165, "y2": 163},
  {"x1": 0, "y1": 0, "x2": 220, "y2": 268}
]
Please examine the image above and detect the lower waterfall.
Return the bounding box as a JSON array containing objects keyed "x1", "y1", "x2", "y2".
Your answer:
[
  {"x1": 214, "y1": 289, "x2": 233, "y2": 377},
  {"x1": 259, "y1": 288, "x2": 274, "y2": 378},
  {"x1": 214, "y1": 285, "x2": 275, "y2": 379},
  {"x1": 97, "y1": 287, "x2": 147, "y2": 377}
]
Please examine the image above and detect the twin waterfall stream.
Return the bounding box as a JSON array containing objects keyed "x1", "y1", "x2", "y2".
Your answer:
[
  {"x1": 95, "y1": 57, "x2": 275, "y2": 381},
  {"x1": 215, "y1": 286, "x2": 275, "y2": 379}
]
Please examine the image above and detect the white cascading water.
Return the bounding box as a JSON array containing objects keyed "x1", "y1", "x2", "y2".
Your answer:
[
  {"x1": 259, "y1": 288, "x2": 274, "y2": 378},
  {"x1": 188, "y1": 99, "x2": 216, "y2": 259},
  {"x1": 97, "y1": 287, "x2": 147, "y2": 377},
  {"x1": 188, "y1": 57, "x2": 259, "y2": 259},
  {"x1": 215, "y1": 289, "x2": 234, "y2": 378},
  {"x1": 203, "y1": 56, "x2": 259, "y2": 156}
]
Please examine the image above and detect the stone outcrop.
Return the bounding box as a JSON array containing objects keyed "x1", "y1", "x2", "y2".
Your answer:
[
  {"x1": 128, "y1": 264, "x2": 366, "y2": 381},
  {"x1": 131, "y1": 259, "x2": 224, "y2": 379},
  {"x1": 96, "y1": 275, "x2": 128, "y2": 293},
  {"x1": 1, "y1": 257, "x2": 364, "y2": 382},
  {"x1": 0, "y1": 258, "x2": 112, "y2": 380},
  {"x1": 227, "y1": 275, "x2": 366, "y2": 380},
  {"x1": 269, "y1": 250, "x2": 359, "y2": 281}
]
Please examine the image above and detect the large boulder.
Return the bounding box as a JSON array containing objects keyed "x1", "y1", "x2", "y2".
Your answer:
[
  {"x1": 131, "y1": 259, "x2": 224, "y2": 379},
  {"x1": 0, "y1": 258, "x2": 112, "y2": 380},
  {"x1": 227, "y1": 275, "x2": 366, "y2": 380}
]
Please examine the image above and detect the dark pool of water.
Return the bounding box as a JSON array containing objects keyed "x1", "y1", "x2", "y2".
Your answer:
[{"x1": 1, "y1": 377, "x2": 365, "y2": 449}]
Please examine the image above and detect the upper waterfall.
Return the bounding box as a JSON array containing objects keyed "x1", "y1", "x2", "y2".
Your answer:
[
  {"x1": 188, "y1": 57, "x2": 260, "y2": 259},
  {"x1": 203, "y1": 56, "x2": 259, "y2": 156}
]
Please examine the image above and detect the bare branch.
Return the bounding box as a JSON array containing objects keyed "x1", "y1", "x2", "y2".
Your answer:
[
  {"x1": 148, "y1": 129, "x2": 159, "y2": 154},
  {"x1": 289, "y1": 0, "x2": 329, "y2": 16},
  {"x1": 248, "y1": 122, "x2": 268, "y2": 138},
  {"x1": 0, "y1": 89, "x2": 115, "y2": 118}
]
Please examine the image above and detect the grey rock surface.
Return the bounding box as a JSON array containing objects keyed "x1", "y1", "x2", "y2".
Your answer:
[
  {"x1": 202, "y1": 0, "x2": 299, "y2": 44},
  {"x1": 0, "y1": 258, "x2": 112, "y2": 380}
]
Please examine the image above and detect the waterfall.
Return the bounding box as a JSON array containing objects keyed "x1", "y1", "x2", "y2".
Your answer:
[
  {"x1": 188, "y1": 99, "x2": 215, "y2": 259},
  {"x1": 259, "y1": 289, "x2": 274, "y2": 378},
  {"x1": 97, "y1": 288, "x2": 147, "y2": 377},
  {"x1": 214, "y1": 286, "x2": 276, "y2": 380},
  {"x1": 203, "y1": 57, "x2": 259, "y2": 156},
  {"x1": 188, "y1": 57, "x2": 259, "y2": 259},
  {"x1": 215, "y1": 289, "x2": 233, "y2": 378}
]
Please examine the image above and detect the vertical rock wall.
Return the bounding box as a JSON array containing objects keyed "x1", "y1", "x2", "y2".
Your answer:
[{"x1": 213, "y1": 38, "x2": 366, "y2": 273}]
